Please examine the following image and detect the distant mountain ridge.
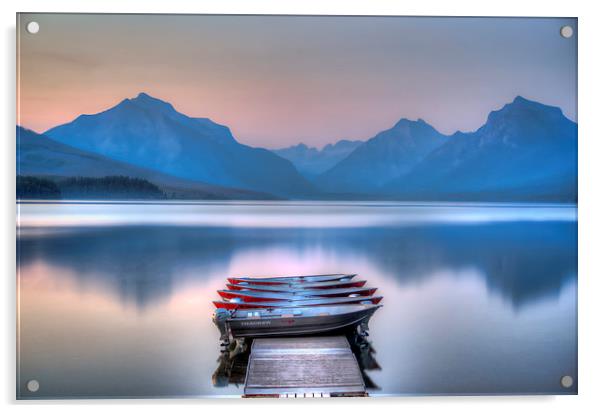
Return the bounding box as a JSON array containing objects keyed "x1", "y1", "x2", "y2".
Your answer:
[
  {"x1": 272, "y1": 139, "x2": 362, "y2": 179},
  {"x1": 18, "y1": 94, "x2": 577, "y2": 202},
  {"x1": 383, "y1": 96, "x2": 577, "y2": 201},
  {"x1": 17, "y1": 126, "x2": 276, "y2": 200},
  {"x1": 317, "y1": 118, "x2": 448, "y2": 193},
  {"x1": 44, "y1": 93, "x2": 314, "y2": 197}
]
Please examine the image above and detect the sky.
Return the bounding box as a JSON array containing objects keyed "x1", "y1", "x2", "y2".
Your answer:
[{"x1": 18, "y1": 14, "x2": 577, "y2": 149}]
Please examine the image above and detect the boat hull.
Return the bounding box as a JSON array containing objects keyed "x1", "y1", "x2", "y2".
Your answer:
[
  {"x1": 228, "y1": 274, "x2": 356, "y2": 285},
  {"x1": 227, "y1": 305, "x2": 380, "y2": 338},
  {"x1": 218, "y1": 287, "x2": 377, "y2": 302},
  {"x1": 226, "y1": 279, "x2": 367, "y2": 292},
  {"x1": 213, "y1": 296, "x2": 383, "y2": 310}
]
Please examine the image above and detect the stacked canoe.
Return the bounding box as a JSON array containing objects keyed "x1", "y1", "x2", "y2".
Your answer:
[{"x1": 212, "y1": 274, "x2": 382, "y2": 339}]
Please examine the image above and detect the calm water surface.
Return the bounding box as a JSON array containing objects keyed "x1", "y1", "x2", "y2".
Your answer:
[{"x1": 17, "y1": 201, "x2": 577, "y2": 397}]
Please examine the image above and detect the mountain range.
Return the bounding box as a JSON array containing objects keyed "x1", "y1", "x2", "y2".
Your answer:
[
  {"x1": 17, "y1": 126, "x2": 276, "y2": 199},
  {"x1": 384, "y1": 96, "x2": 577, "y2": 201},
  {"x1": 17, "y1": 93, "x2": 577, "y2": 202},
  {"x1": 317, "y1": 118, "x2": 447, "y2": 193},
  {"x1": 44, "y1": 93, "x2": 313, "y2": 198},
  {"x1": 272, "y1": 140, "x2": 362, "y2": 179}
]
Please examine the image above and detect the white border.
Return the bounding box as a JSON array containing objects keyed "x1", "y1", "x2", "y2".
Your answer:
[{"x1": 3, "y1": 1, "x2": 601, "y2": 412}]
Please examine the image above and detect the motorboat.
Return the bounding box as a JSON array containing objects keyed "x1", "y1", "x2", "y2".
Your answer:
[
  {"x1": 226, "y1": 279, "x2": 367, "y2": 292},
  {"x1": 213, "y1": 295, "x2": 383, "y2": 310},
  {"x1": 221, "y1": 304, "x2": 381, "y2": 338},
  {"x1": 227, "y1": 273, "x2": 357, "y2": 285},
  {"x1": 218, "y1": 287, "x2": 377, "y2": 302}
]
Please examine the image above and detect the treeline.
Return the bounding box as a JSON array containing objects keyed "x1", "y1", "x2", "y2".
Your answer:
[
  {"x1": 17, "y1": 175, "x2": 167, "y2": 200},
  {"x1": 17, "y1": 176, "x2": 61, "y2": 199}
]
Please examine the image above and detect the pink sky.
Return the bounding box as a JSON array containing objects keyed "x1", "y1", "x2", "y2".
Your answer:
[{"x1": 18, "y1": 14, "x2": 576, "y2": 148}]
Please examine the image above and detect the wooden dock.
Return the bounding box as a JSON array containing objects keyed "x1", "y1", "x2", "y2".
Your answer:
[{"x1": 243, "y1": 335, "x2": 367, "y2": 398}]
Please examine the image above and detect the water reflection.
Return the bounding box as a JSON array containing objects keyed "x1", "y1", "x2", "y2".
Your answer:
[
  {"x1": 18, "y1": 222, "x2": 576, "y2": 309},
  {"x1": 16, "y1": 204, "x2": 577, "y2": 397}
]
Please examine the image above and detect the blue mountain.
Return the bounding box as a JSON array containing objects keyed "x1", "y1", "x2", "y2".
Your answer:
[
  {"x1": 17, "y1": 126, "x2": 276, "y2": 199},
  {"x1": 385, "y1": 96, "x2": 577, "y2": 201},
  {"x1": 317, "y1": 118, "x2": 447, "y2": 193},
  {"x1": 272, "y1": 139, "x2": 362, "y2": 179},
  {"x1": 44, "y1": 93, "x2": 314, "y2": 197}
]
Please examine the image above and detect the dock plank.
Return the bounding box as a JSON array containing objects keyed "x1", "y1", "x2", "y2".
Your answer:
[{"x1": 244, "y1": 336, "x2": 367, "y2": 397}]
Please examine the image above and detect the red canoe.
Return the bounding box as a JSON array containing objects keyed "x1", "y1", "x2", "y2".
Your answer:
[
  {"x1": 213, "y1": 295, "x2": 383, "y2": 310},
  {"x1": 226, "y1": 279, "x2": 367, "y2": 292},
  {"x1": 218, "y1": 287, "x2": 377, "y2": 302},
  {"x1": 227, "y1": 273, "x2": 356, "y2": 285}
]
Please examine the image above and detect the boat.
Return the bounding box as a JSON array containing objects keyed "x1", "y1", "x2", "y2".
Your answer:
[
  {"x1": 222, "y1": 304, "x2": 382, "y2": 338},
  {"x1": 227, "y1": 273, "x2": 357, "y2": 285},
  {"x1": 213, "y1": 273, "x2": 382, "y2": 343},
  {"x1": 218, "y1": 287, "x2": 377, "y2": 302},
  {"x1": 226, "y1": 279, "x2": 367, "y2": 292},
  {"x1": 213, "y1": 295, "x2": 383, "y2": 310}
]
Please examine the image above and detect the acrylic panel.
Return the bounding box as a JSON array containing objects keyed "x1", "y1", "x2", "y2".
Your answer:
[{"x1": 16, "y1": 13, "x2": 577, "y2": 399}]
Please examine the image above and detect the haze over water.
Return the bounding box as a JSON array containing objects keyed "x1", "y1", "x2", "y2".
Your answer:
[{"x1": 17, "y1": 201, "x2": 577, "y2": 397}]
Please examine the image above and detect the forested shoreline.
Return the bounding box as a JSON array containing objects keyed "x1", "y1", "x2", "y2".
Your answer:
[{"x1": 17, "y1": 175, "x2": 166, "y2": 200}]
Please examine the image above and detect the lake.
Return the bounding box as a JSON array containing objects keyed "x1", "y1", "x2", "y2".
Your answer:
[{"x1": 16, "y1": 201, "x2": 577, "y2": 398}]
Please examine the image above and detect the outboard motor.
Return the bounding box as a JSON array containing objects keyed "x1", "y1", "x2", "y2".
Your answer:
[{"x1": 212, "y1": 308, "x2": 231, "y2": 344}]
